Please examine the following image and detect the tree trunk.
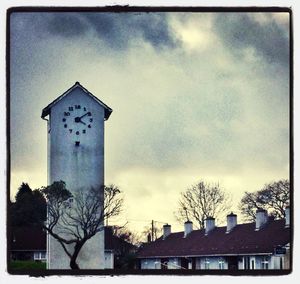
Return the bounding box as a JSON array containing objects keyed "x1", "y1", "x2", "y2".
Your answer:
[
  {"x1": 70, "y1": 259, "x2": 80, "y2": 270},
  {"x1": 69, "y1": 242, "x2": 85, "y2": 270}
]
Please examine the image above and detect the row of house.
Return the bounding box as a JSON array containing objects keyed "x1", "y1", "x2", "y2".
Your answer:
[
  {"x1": 10, "y1": 207, "x2": 291, "y2": 271},
  {"x1": 136, "y1": 207, "x2": 291, "y2": 270}
]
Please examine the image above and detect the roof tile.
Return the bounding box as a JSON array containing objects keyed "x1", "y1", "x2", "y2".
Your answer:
[{"x1": 137, "y1": 219, "x2": 290, "y2": 258}]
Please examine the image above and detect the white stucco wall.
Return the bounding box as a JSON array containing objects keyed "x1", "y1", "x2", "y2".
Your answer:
[
  {"x1": 140, "y1": 254, "x2": 288, "y2": 270},
  {"x1": 46, "y1": 86, "x2": 107, "y2": 269},
  {"x1": 105, "y1": 251, "x2": 114, "y2": 269}
]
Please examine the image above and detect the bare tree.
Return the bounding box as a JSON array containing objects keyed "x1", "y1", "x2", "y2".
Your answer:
[
  {"x1": 40, "y1": 181, "x2": 123, "y2": 269},
  {"x1": 112, "y1": 224, "x2": 140, "y2": 245},
  {"x1": 174, "y1": 181, "x2": 231, "y2": 229},
  {"x1": 239, "y1": 179, "x2": 290, "y2": 222},
  {"x1": 142, "y1": 221, "x2": 163, "y2": 242}
]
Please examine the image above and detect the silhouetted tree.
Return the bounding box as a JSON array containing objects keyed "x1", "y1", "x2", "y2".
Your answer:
[
  {"x1": 174, "y1": 180, "x2": 231, "y2": 229},
  {"x1": 239, "y1": 179, "x2": 290, "y2": 222},
  {"x1": 41, "y1": 181, "x2": 123, "y2": 270},
  {"x1": 109, "y1": 225, "x2": 138, "y2": 269},
  {"x1": 11, "y1": 183, "x2": 46, "y2": 226}
]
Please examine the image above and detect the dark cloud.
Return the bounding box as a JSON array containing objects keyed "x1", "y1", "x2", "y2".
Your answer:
[
  {"x1": 47, "y1": 14, "x2": 88, "y2": 37},
  {"x1": 44, "y1": 12, "x2": 178, "y2": 50},
  {"x1": 214, "y1": 14, "x2": 289, "y2": 67},
  {"x1": 129, "y1": 13, "x2": 177, "y2": 48}
]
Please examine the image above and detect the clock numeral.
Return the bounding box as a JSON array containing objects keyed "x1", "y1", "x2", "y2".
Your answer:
[
  {"x1": 83, "y1": 129, "x2": 86, "y2": 134},
  {"x1": 64, "y1": 124, "x2": 68, "y2": 128},
  {"x1": 89, "y1": 118, "x2": 93, "y2": 122},
  {"x1": 75, "y1": 105, "x2": 81, "y2": 109},
  {"x1": 88, "y1": 124, "x2": 91, "y2": 128},
  {"x1": 83, "y1": 107, "x2": 87, "y2": 111},
  {"x1": 64, "y1": 112, "x2": 70, "y2": 116},
  {"x1": 76, "y1": 131, "x2": 80, "y2": 135},
  {"x1": 69, "y1": 106, "x2": 74, "y2": 111},
  {"x1": 62, "y1": 118, "x2": 66, "y2": 122},
  {"x1": 69, "y1": 129, "x2": 73, "y2": 133}
]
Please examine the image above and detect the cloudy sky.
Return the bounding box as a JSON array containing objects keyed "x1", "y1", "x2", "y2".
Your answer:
[{"x1": 9, "y1": 10, "x2": 290, "y2": 234}]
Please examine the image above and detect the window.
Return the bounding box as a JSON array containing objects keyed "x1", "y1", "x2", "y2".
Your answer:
[
  {"x1": 204, "y1": 258, "x2": 210, "y2": 269},
  {"x1": 261, "y1": 256, "x2": 269, "y2": 270},
  {"x1": 218, "y1": 258, "x2": 225, "y2": 270},
  {"x1": 154, "y1": 261, "x2": 160, "y2": 269},
  {"x1": 34, "y1": 252, "x2": 46, "y2": 261},
  {"x1": 188, "y1": 258, "x2": 193, "y2": 269}
]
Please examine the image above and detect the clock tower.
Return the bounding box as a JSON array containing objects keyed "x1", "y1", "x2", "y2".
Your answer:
[{"x1": 41, "y1": 82, "x2": 112, "y2": 269}]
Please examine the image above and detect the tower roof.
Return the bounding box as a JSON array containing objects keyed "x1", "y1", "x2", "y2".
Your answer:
[{"x1": 41, "y1": 82, "x2": 113, "y2": 120}]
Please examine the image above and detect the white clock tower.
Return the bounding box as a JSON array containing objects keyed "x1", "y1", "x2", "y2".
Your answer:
[{"x1": 41, "y1": 82, "x2": 112, "y2": 269}]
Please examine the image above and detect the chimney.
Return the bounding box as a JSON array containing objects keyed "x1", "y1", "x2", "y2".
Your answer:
[
  {"x1": 205, "y1": 217, "x2": 215, "y2": 235},
  {"x1": 147, "y1": 233, "x2": 151, "y2": 243},
  {"x1": 184, "y1": 221, "x2": 193, "y2": 237},
  {"x1": 163, "y1": 224, "x2": 171, "y2": 239},
  {"x1": 226, "y1": 212, "x2": 237, "y2": 233},
  {"x1": 285, "y1": 206, "x2": 290, "y2": 228},
  {"x1": 255, "y1": 209, "x2": 268, "y2": 231}
]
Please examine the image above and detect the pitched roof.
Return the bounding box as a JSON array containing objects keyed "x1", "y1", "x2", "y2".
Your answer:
[
  {"x1": 10, "y1": 226, "x2": 135, "y2": 253},
  {"x1": 10, "y1": 227, "x2": 46, "y2": 251},
  {"x1": 41, "y1": 82, "x2": 113, "y2": 120},
  {"x1": 136, "y1": 219, "x2": 290, "y2": 258}
]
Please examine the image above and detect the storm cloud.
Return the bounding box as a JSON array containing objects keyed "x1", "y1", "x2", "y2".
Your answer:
[
  {"x1": 214, "y1": 13, "x2": 289, "y2": 67},
  {"x1": 9, "y1": 11, "x2": 290, "y2": 232},
  {"x1": 45, "y1": 12, "x2": 178, "y2": 50}
]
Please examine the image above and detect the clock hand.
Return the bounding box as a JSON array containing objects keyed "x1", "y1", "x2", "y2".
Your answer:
[
  {"x1": 79, "y1": 120, "x2": 86, "y2": 125},
  {"x1": 79, "y1": 112, "x2": 91, "y2": 119}
]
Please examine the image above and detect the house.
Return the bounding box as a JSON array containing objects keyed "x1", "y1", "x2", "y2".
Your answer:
[
  {"x1": 10, "y1": 226, "x2": 136, "y2": 269},
  {"x1": 10, "y1": 226, "x2": 47, "y2": 262},
  {"x1": 136, "y1": 207, "x2": 291, "y2": 270}
]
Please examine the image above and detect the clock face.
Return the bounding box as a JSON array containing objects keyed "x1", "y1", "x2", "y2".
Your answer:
[{"x1": 61, "y1": 104, "x2": 93, "y2": 140}]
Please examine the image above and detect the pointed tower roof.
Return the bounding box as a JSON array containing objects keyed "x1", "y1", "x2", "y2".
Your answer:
[{"x1": 41, "y1": 82, "x2": 113, "y2": 120}]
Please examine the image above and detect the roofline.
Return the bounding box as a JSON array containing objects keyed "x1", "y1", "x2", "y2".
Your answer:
[
  {"x1": 41, "y1": 82, "x2": 113, "y2": 120},
  {"x1": 153, "y1": 218, "x2": 287, "y2": 236},
  {"x1": 136, "y1": 252, "x2": 274, "y2": 259},
  {"x1": 10, "y1": 249, "x2": 46, "y2": 252}
]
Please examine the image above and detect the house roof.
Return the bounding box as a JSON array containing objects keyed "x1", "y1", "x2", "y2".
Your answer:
[
  {"x1": 10, "y1": 226, "x2": 135, "y2": 253},
  {"x1": 10, "y1": 227, "x2": 46, "y2": 251},
  {"x1": 136, "y1": 219, "x2": 290, "y2": 258},
  {"x1": 41, "y1": 82, "x2": 113, "y2": 120}
]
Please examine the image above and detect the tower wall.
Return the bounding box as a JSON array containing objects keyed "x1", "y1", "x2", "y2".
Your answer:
[{"x1": 47, "y1": 87, "x2": 106, "y2": 269}]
